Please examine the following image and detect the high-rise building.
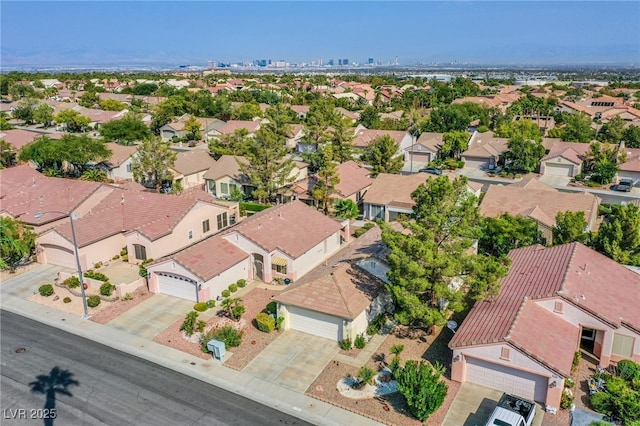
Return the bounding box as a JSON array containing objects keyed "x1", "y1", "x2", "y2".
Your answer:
[
  {"x1": 368, "y1": 57, "x2": 374, "y2": 65},
  {"x1": 327, "y1": 59, "x2": 334, "y2": 66},
  {"x1": 342, "y1": 59, "x2": 349, "y2": 66}
]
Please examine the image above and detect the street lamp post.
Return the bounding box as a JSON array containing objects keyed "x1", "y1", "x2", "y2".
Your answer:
[{"x1": 35, "y1": 210, "x2": 90, "y2": 319}]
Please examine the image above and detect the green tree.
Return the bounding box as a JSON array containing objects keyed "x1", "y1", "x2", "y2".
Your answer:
[
  {"x1": 11, "y1": 98, "x2": 38, "y2": 124},
  {"x1": 54, "y1": 109, "x2": 91, "y2": 133},
  {"x1": 99, "y1": 112, "x2": 152, "y2": 145},
  {"x1": 593, "y1": 204, "x2": 640, "y2": 266},
  {"x1": 553, "y1": 211, "x2": 589, "y2": 245},
  {"x1": 358, "y1": 106, "x2": 380, "y2": 129},
  {"x1": 551, "y1": 112, "x2": 595, "y2": 143},
  {"x1": 597, "y1": 116, "x2": 626, "y2": 144},
  {"x1": 0, "y1": 112, "x2": 13, "y2": 130},
  {"x1": 312, "y1": 153, "x2": 340, "y2": 214},
  {"x1": 19, "y1": 135, "x2": 111, "y2": 175},
  {"x1": 209, "y1": 128, "x2": 250, "y2": 160},
  {"x1": 333, "y1": 199, "x2": 359, "y2": 219},
  {"x1": 9, "y1": 83, "x2": 37, "y2": 100},
  {"x1": 501, "y1": 135, "x2": 546, "y2": 173},
  {"x1": 382, "y1": 176, "x2": 508, "y2": 328},
  {"x1": 264, "y1": 104, "x2": 296, "y2": 138},
  {"x1": 495, "y1": 118, "x2": 543, "y2": 142},
  {"x1": 99, "y1": 98, "x2": 127, "y2": 111},
  {"x1": 183, "y1": 115, "x2": 202, "y2": 141},
  {"x1": 440, "y1": 131, "x2": 469, "y2": 159},
  {"x1": 238, "y1": 127, "x2": 295, "y2": 203},
  {"x1": 361, "y1": 134, "x2": 403, "y2": 177},
  {"x1": 131, "y1": 83, "x2": 158, "y2": 96},
  {"x1": 232, "y1": 101, "x2": 263, "y2": 120},
  {"x1": 32, "y1": 102, "x2": 54, "y2": 126},
  {"x1": 395, "y1": 360, "x2": 448, "y2": 422},
  {"x1": 591, "y1": 159, "x2": 619, "y2": 185},
  {"x1": 479, "y1": 213, "x2": 545, "y2": 258},
  {"x1": 622, "y1": 125, "x2": 640, "y2": 148},
  {"x1": 329, "y1": 119, "x2": 355, "y2": 163},
  {"x1": 424, "y1": 104, "x2": 472, "y2": 133},
  {"x1": 0, "y1": 139, "x2": 16, "y2": 168},
  {"x1": 0, "y1": 217, "x2": 36, "y2": 271},
  {"x1": 131, "y1": 137, "x2": 177, "y2": 193},
  {"x1": 80, "y1": 169, "x2": 108, "y2": 182},
  {"x1": 78, "y1": 91, "x2": 99, "y2": 108}
]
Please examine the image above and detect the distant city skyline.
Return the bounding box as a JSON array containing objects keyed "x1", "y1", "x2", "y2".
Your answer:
[{"x1": 2, "y1": 1, "x2": 639, "y2": 69}]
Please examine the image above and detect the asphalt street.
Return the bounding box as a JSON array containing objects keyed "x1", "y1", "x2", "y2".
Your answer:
[{"x1": 0, "y1": 310, "x2": 310, "y2": 426}]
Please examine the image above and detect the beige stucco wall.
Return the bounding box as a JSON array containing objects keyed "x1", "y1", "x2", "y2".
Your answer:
[
  {"x1": 180, "y1": 170, "x2": 208, "y2": 189},
  {"x1": 108, "y1": 157, "x2": 135, "y2": 182},
  {"x1": 291, "y1": 231, "x2": 341, "y2": 280},
  {"x1": 540, "y1": 156, "x2": 581, "y2": 177},
  {"x1": 346, "y1": 310, "x2": 369, "y2": 340},
  {"x1": 37, "y1": 230, "x2": 125, "y2": 271}
]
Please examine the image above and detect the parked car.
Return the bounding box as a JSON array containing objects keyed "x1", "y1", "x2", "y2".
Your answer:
[
  {"x1": 418, "y1": 167, "x2": 442, "y2": 175},
  {"x1": 485, "y1": 393, "x2": 536, "y2": 426},
  {"x1": 615, "y1": 179, "x2": 634, "y2": 192}
]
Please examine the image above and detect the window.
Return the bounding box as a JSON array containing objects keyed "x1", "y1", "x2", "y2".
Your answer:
[
  {"x1": 202, "y1": 219, "x2": 210, "y2": 233},
  {"x1": 217, "y1": 212, "x2": 228, "y2": 229},
  {"x1": 220, "y1": 182, "x2": 229, "y2": 195},
  {"x1": 554, "y1": 301, "x2": 564, "y2": 314},
  {"x1": 188, "y1": 230, "x2": 193, "y2": 239},
  {"x1": 500, "y1": 347, "x2": 511, "y2": 361},
  {"x1": 272, "y1": 263, "x2": 287, "y2": 274},
  {"x1": 126, "y1": 163, "x2": 132, "y2": 172},
  {"x1": 612, "y1": 333, "x2": 635, "y2": 357},
  {"x1": 133, "y1": 244, "x2": 147, "y2": 260}
]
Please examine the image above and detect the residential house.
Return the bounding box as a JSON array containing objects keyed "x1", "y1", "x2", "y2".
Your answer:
[
  {"x1": 407, "y1": 132, "x2": 445, "y2": 166},
  {"x1": 362, "y1": 173, "x2": 482, "y2": 222},
  {"x1": 335, "y1": 107, "x2": 360, "y2": 123},
  {"x1": 98, "y1": 143, "x2": 138, "y2": 182},
  {"x1": 208, "y1": 119, "x2": 262, "y2": 139},
  {"x1": 291, "y1": 160, "x2": 373, "y2": 206},
  {"x1": 290, "y1": 105, "x2": 309, "y2": 120},
  {"x1": 222, "y1": 201, "x2": 346, "y2": 283},
  {"x1": 479, "y1": 178, "x2": 600, "y2": 243},
  {"x1": 352, "y1": 127, "x2": 413, "y2": 157},
  {"x1": 36, "y1": 189, "x2": 238, "y2": 270},
  {"x1": 286, "y1": 124, "x2": 305, "y2": 150},
  {"x1": 160, "y1": 115, "x2": 225, "y2": 142},
  {"x1": 618, "y1": 146, "x2": 640, "y2": 185},
  {"x1": 0, "y1": 165, "x2": 114, "y2": 233},
  {"x1": 203, "y1": 155, "x2": 253, "y2": 199},
  {"x1": 540, "y1": 141, "x2": 590, "y2": 177},
  {"x1": 0, "y1": 129, "x2": 63, "y2": 152},
  {"x1": 461, "y1": 131, "x2": 508, "y2": 170},
  {"x1": 170, "y1": 150, "x2": 217, "y2": 190},
  {"x1": 449, "y1": 243, "x2": 640, "y2": 409}
]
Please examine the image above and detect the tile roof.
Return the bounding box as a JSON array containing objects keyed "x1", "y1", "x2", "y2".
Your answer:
[
  {"x1": 0, "y1": 129, "x2": 46, "y2": 150},
  {"x1": 273, "y1": 263, "x2": 383, "y2": 319},
  {"x1": 102, "y1": 143, "x2": 138, "y2": 168},
  {"x1": 227, "y1": 201, "x2": 342, "y2": 259},
  {"x1": 172, "y1": 150, "x2": 216, "y2": 176},
  {"x1": 352, "y1": 128, "x2": 408, "y2": 148},
  {"x1": 450, "y1": 243, "x2": 640, "y2": 356},
  {"x1": 462, "y1": 132, "x2": 508, "y2": 158},
  {"x1": 215, "y1": 120, "x2": 261, "y2": 135},
  {"x1": 155, "y1": 234, "x2": 250, "y2": 282},
  {"x1": 415, "y1": 132, "x2": 445, "y2": 153},
  {"x1": 0, "y1": 165, "x2": 105, "y2": 226},
  {"x1": 620, "y1": 148, "x2": 640, "y2": 172},
  {"x1": 362, "y1": 173, "x2": 430, "y2": 206},
  {"x1": 480, "y1": 179, "x2": 599, "y2": 228},
  {"x1": 541, "y1": 140, "x2": 591, "y2": 165},
  {"x1": 202, "y1": 155, "x2": 250, "y2": 183},
  {"x1": 334, "y1": 161, "x2": 373, "y2": 197}
]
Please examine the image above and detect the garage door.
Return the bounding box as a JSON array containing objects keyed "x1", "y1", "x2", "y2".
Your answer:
[
  {"x1": 42, "y1": 244, "x2": 76, "y2": 269},
  {"x1": 288, "y1": 306, "x2": 343, "y2": 341},
  {"x1": 156, "y1": 272, "x2": 198, "y2": 301},
  {"x1": 465, "y1": 356, "x2": 548, "y2": 403},
  {"x1": 545, "y1": 163, "x2": 573, "y2": 177},
  {"x1": 462, "y1": 157, "x2": 489, "y2": 170}
]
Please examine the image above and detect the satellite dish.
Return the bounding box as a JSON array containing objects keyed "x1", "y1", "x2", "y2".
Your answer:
[{"x1": 447, "y1": 320, "x2": 458, "y2": 333}]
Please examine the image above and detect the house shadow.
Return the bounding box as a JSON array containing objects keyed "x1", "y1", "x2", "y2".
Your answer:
[
  {"x1": 29, "y1": 366, "x2": 79, "y2": 426},
  {"x1": 462, "y1": 397, "x2": 500, "y2": 426}
]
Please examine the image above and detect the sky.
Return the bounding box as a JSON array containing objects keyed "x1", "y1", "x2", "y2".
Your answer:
[{"x1": 1, "y1": 1, "x2": 639, "y2": 68}]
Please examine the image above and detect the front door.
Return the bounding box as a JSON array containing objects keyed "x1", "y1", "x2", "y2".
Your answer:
[{"x1": 253, "y1": 254, "x2": 264, "y2": 281}]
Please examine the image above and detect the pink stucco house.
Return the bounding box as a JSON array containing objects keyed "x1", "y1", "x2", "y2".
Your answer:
[{"x1": 449, "y1": 242, "x2": 640, "y2": 411}]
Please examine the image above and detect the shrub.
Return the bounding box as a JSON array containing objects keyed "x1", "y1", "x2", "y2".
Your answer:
[
  {"x1": 214, "y1": 325, "x2": 243, "y2": 348},
  {"x1": 99, "y1": 282, "x2": 115, "y2": 296},
  {"x1": 572, "y1": 351, "x2": 582, "y2": 372},
  {"x1": 62, "y1": 276, "x2": 80, "y2": 289},
  {"x1": 618, "y1": 360, "x2": 640, "y2": 382},
  {"x1": 206, "y1": 299, "x2": 215, "y2": 309},
  {"x1": 120, "y1": 248, "x2": 128, "y2": 256},
  {"x1": 339, "y1": 338, "x2": 352, "y2": 350},
  {"x1": 363, "y1": 222, "x2": 375, "y2": 230},
  {"x1": 121, "y1": 293, "x2": 133, "y2": 301},
  {"x1": 112, "y1": 254, "x2": 120, "y2": 260},
  {"x1": 232, "y1": 304, "x2": 246, "y2": 319},
  {"x1": 38, "y1": 284, "x2": 54, "y2": 297},
  {"x1": 357, "y1": 366, "x2": 376, "y2": 385},
  {"x1": 221, "y1": 289, "x2": 231, "y2": 298},
  {"x1": 121, "y1": 254, "x2": 128, "y2": 262},
  {"x1": 84, "y1": 270, "x2": 109, "y2": 282},
  {"x1": 194, "y1": 302, "x2": 208, "y2": 312},
  {"x1": 87, "y1": 295, "x2": 101, "y2": 308},
  {"x1": 396, "y1": 360, "x2": 448, "y2": 422},
  {"x1": 366, "y1": 314, "x2": 385, "y2": 335},
  {"x1": 236, "y1": 279, "x2": 247, "y2": 288},
  {"x1": 200, "y1": 329, "x2": 216, "y2": 353},
  {"x1": 63, "y1": 297, "x2": 72, "y2": 303},
  {"x1": 560, "y1": 389, "x2": 574, "y2": 410},
  {"x1": 354, "y1": 334, "x2": 367, "y2": 350},
  {"x1": 256, "y1": 312, "x2": 275, "y2": 333},
  {"x1": 574, "y1": 173, "x2": 585, "y2": 181},
  {"x1": 353, "y1": 228, "x2": 368, "y2": 238},
  {"x1": 266, "y1": 301, "x2": 277, "y2": 315},
  {"x1": 138, "y1": 258, "x2": 154, "y2": 277},
  {"x1": 565, "y1": 378, "x2": 575, "y2": 388},
  {"x1": 196, "y1": 320, "x2": 206, "y2": 333},
  {"x1": 94, "y1": 262, "x2": 102, "y2": 269},
  {"x1": 590, "y1": 391, "x2": 613, "y2": 416},
  {"x1": 180, "y1": 311, "x2": 200, "y2": 336},
  {"x1": 228, "y1": 283, "x2": 238, "y2": 293},
  {"x1": 477, "y1": 125, "x2": 489, "y2": 133},
  {"x1": 275, "y1": 316, "x2": 284, "y2": 331}
]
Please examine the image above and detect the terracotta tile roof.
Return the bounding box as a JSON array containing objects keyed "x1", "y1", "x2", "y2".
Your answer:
[
  {"x1": 227, "y1": 201, "x2": 342, "y2": 259},
  {"x1": 0, "y1": 165, "x2": 106, "y2": 226},
  {"x1": 155, "y1": 234, "x2": 250, "y2": 282},
  {"x1": 462, "y1": 132, "x2": 508, "y2": 158},
  {"x1": 290, "y1": 105, "x2": 310, "y2": 114},
  {"x1": 203, "y1": 155, "x2": 250, "y2": 184},
  {"x1": 451, "y1": 243, "x2": 640, "y2": 352},
  {"x1": 0, "y1": 129, "x2": 45, "y2": 150},
  {"x1": 334, "y1": 161, "x2": 373, "y2": 197},
  {"x1": 353, "y1": 128, "x2": 408, "y2": 148},
  {"x1": 362, "y1": 173, "x2": 430, "y2": 206},
  {"x1": 336, "y1": 107, "x2": 360, "y2": 120},
  {"x1": 273, "y1": 263, "x2": 383, "y2": 319},
  {"x1": 415, "y1": 132, "x2": 445, "y2": 153},
  {"x1": 542, "y1": 141, "x2": 590, "y2": 165},
  {"x1": 287, "y1": 124, "x2": 304, "y2": 138},
  {"x1": 620, "y1": 148, "x2": 640, "y2": 172},
  {"x1": 480, "y1": 179, "x2": 599, "y2": 228},
  {"x1": 215, "y1": 120, "x2": 261, "y2": 135},
  {"x1": 172, "y1": 150, "x2": 216, "y2": 176},
  {"x1": 102, "y1": 143, "x2": 138, "y2": 168}
]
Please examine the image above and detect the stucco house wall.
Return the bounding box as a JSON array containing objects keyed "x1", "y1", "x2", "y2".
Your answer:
[
  {"x1": 290, "y1": 231, "x2": 341, "y2": 280},
  {"x1": 540, "y1": 156, "x2": 581, "y2": 177}
]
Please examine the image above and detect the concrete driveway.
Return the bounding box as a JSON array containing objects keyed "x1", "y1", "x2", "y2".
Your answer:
[
  {"x1": 108, "y1": 294, "x2": 194, "y2": 338},
  {"x1": 442, "y1": 383, "x2": 545, "y2": 426},
  {"x1": 243, "y1": 330, "x2": 339, "y2": 393},
  {"x1": 0, "y1": 264, "x2": 69, "y2": 298}
]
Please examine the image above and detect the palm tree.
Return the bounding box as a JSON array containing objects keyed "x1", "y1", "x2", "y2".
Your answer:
[
  {"x1": 30, "y1": 367, "x2": 79, "y2": 426},
  {"x1": 333, "y1": 199, "x2": 359, "y2": 219},
  {"x1": 80, "y1": 169, "x2": 108, "y2": 182}
]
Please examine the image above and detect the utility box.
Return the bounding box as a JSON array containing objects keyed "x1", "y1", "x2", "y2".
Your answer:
[{"x1": 207, "y1": 339, "x2": 226, "y2": 361}]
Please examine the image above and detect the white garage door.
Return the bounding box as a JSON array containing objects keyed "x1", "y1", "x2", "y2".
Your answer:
[
  {"x1": 42, "y1": 244, "x2": 76, "y2": 269},
  {"x1": 288, "y1": 306, "x2": 343, "y2": 341},
  {"x1": 156, "y1": 272, "x2": 198, "y2": 301},
  {"x1": 545, "y1": 163, "x2": 573, "y2": 177},
  {"x1": 465, "y1": 356, "x2": 548, "y2": 403},
  {"x1": 463, "y1": 157, "x2": 489, "y2": 170}
]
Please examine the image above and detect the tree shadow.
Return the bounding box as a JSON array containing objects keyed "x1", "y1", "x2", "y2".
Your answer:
[{"x1": 29, "y1": 366, "x2": 79, "y2": 426}]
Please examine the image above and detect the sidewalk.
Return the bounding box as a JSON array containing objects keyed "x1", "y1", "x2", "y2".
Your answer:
[{"x1": 0, "y1": 265, "x2": 383, "y2": 426}]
